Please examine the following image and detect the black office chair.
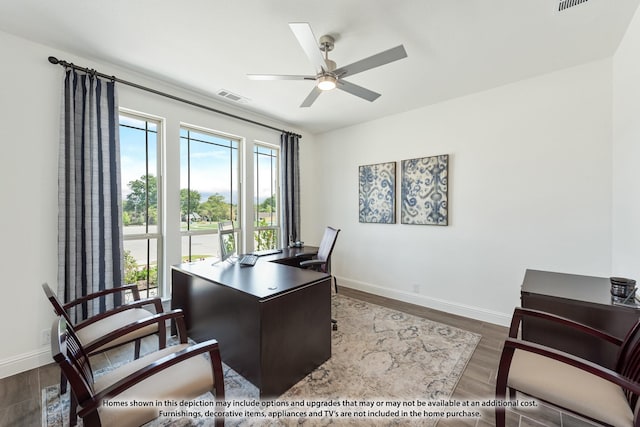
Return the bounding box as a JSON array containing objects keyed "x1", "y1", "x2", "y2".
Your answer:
[
  {"x1": 297, "y1": 226, "x2": 341, "y2": 330},
  {"x1": 217, "y1": 220, "x2": 237, "y2": 262}
]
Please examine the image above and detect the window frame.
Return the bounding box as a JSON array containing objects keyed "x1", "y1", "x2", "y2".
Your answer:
[
  {"x1": 253, "y1": 141, "x2": 281, "y2": 250},
  {"x1": 119, "y1": 109, "x2": 164, "y2": 299},
  {"x1": 179, "y1": 124, "x2": 243, "y2": 261}
]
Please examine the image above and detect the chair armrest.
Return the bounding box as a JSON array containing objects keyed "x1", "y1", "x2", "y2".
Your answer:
[
  {"x1": 509, "y1": 308, "x2": 623, "y2": 346},
  {"x1": 83, "y1": 309, "x2": 185, "y2": 354},
  {"x1": 79, "y1": 339, "x2": 224, "y2": 417},
  {"x1": 299, "y1": 259, "x2": 325, "y2": 268},
  {"x1": 63, "y1": 285, "x2": 141, "y2": 311},
  {"x1": 73, "y1": 297, "x2": 164, "y2": 330},
  {"x1": 500, "y1": 337, "x2": 640, "y2": 396},
  {"x1": 295, "y1": 251, "x2": 317, "y2": 259}
]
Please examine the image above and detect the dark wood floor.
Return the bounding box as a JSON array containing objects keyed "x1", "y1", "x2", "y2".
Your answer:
[{"x1": 0, "y1": 288, "x2": 599, "y2": 427}]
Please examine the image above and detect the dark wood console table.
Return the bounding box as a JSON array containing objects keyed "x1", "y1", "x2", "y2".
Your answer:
[
  {"x1": 171, "y1": 247, "x2": 331, "y2": 397},
  {"x1": 521, "y1": 269, "x2": 640, "y2": 368}
]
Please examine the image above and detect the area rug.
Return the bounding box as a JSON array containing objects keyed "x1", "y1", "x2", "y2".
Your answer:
[{"x1": 43, "y1": 294, "x2": 481, "y2": 426}]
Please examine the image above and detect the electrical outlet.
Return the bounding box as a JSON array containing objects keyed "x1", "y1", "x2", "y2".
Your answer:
[{"x1": 40, "y1": 328, "x2": 51, "y2": 346}]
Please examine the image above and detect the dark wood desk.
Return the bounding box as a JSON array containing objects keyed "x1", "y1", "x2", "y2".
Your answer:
[
  {"x1": 171, "y1": 247, "x2": 331, "y2": 397},
  {"x1": 521, "y1": 269, "x2": 640, "y2": 368}
]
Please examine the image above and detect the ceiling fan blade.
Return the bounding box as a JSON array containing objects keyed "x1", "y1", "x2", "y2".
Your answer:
[
  {"x1": 247, "y1": 74, "x2": 315, "y2": 81},
  {"x1": 337, "y1": 80, "x2": 381, "y2": 102},
  {"x1": 300, "y1": 86, "x2": 322, "y2": 108},
  {"x1": 334, "y1": 45, "x2": 407, "y2": 78},
  {"x1": 289, "y1": 22, "x2": 327, "y2": 72}
]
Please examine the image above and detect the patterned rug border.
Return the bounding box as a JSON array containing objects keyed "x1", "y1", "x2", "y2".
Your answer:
[{"x1": 43, "y1": 294, "x2": 482, "y2": 426}]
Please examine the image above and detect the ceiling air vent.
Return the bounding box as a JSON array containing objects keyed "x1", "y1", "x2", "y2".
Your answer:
[
  {"x1": 558, "y1": 0, "x2": 590, "y2": 11},
  {"x1": 216, "y1": 89, "x2": 250, "y2": 104}
]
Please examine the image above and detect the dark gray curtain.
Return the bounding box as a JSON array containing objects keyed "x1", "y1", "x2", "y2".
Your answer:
[
  {"x1": 58, "y1": 68, "x2": 124, "y2": 321},
  {"x1": 281, "y1": 132, "x2": 300, "y2": 245}
]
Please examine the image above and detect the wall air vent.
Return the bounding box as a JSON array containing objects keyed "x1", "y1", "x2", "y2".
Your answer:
[
  {"x1": 216, "y1": 89, "x2": 250, "y2": 104},
  {"x1": 558, "y1": 0, "x2": 590, "y2": 11}
]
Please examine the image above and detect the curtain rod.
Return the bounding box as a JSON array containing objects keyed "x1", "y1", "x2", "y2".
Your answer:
[{"x1": 48, "y1": 56, "x2": 301, "y2": 139}]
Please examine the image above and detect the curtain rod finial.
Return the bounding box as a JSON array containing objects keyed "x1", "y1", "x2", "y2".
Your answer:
[{"x1": 48, "y1": 56, "x2": 60, "y2": 65}]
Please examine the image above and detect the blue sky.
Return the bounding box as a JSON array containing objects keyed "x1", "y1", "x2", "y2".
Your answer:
[{"x1": 119, "y1": 116, "x2": 276, "y2": 205}]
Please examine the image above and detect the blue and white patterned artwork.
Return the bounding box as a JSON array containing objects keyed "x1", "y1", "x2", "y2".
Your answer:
[
  {"x1": 401, "y1": 155, "x2": 448, "y2": 225},
  {"x1": 359, "y1": 162, "x2": 396, "y2": 224}
]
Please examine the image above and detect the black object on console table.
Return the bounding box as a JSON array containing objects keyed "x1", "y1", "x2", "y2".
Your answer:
[{"x1": 520, "y1": 269, "x2": 640, "y2": 369}]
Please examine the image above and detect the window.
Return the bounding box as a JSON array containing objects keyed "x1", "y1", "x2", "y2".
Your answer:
[
  {"x1": 254, "y1": 143, "x2": 280, "y2": 250},
  {"x1": 180, "y1": 126, "x2": 240, "y2": 261},
  {"x1": 119, "y1": 112, "x2": 162, "y2": 299}
]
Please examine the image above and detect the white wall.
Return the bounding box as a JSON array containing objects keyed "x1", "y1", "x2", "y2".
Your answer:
[
  {"x1": 311, "y1": 59, "x2": 614, "y2": 325},
  {"x1": 613, "y1": 6, "x2": 640, "y2": 279},
  {"x1": 0, "y1": 31, "x2": 61, "y2": 378},
  {"x1": 0, "y1": 30, "x2": 310, "y2": 378}
]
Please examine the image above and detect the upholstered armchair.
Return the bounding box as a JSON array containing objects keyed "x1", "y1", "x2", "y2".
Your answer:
[
  {"x1": 51, "y1": 309, "x2": 225, "y2": 427},
  {"x1": 495, "y1": 307, "x2": 640, "y2": 427},
  {"x1": 42, "y1": 282, "x2": 165, "y2": 359}
]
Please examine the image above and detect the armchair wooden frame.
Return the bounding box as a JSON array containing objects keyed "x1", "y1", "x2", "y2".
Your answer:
[
  {"x1": 52, "y1": 309, "x2": 225, "y2": 427},
  {"x1": 43, "y1": 282, "x2": 167, "y2": 403},
  {"x1": 495, "y1": 307, "x2": 640, "y2": 427},
  {"x1": 42, "y1": 283, "x2": 165, "y2": 357}
]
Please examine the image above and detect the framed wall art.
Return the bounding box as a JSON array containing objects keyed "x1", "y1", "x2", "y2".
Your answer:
[
  {"x1": 401, "y1": 154, "x2": 448, "y2": 225},
  {"x1": 358, "y1": 161, "x2": 396, "y2": 224}
]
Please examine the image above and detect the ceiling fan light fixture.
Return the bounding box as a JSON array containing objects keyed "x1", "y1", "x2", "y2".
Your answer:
[
  {"x1": 249, "y1": 23, "x2": 407, "y2": 107},
  {"x1": 317, "y1": 75, "x2": 337, "y2": 91}
]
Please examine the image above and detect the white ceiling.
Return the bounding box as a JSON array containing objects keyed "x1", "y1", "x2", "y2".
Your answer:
[{"x1": 0, "y1": 0, "x2": 638, "y2": 134}]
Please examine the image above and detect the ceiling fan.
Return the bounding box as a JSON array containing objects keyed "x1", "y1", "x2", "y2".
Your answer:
[{"x1": 247, "y1": 22, "x2": 408, "y2": 107}]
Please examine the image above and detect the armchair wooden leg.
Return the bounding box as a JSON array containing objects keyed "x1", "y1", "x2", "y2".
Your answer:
[
  {"x1": 83, "y1": 411, "x2": 101, "y2": 427},
  {"x1": 494, "y1": 382, "x2": 507, "y2": 427},
  {"x1": 159, "y1": 322, "x2": 167, "y2": 349},
  {"x1": 134, "y1": 338, "x2": 141, "y2": 359},
  {"x1": 209, "y1": 347, "x2": 225, "y2": 427},
  {"x1": 59, "y1": 370, "x2": 67, "y2": 395},
  {"x1": 494, "y1": 347, "x2": 514, "y2": 427},
  {"x1": 70, "y1": 390, "x2": 78, "y2": 426},
  {"x1": 495, "y1": 406, "x2": 506, "y2": 427}
]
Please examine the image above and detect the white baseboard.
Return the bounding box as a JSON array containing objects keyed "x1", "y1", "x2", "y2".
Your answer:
[
  {"x1": 337, "y1": 276, "x2": 512, "y2": 327},
  {"x1": 0, "y1": 346, "x2": 53, "y2": 380}
]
